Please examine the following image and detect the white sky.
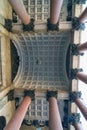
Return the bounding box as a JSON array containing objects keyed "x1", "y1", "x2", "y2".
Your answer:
[{"x1": 78, "y1": 3, "x2": 87, "y2": 129}]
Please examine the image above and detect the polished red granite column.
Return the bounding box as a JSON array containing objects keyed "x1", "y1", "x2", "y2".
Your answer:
[
  {"x1": 8, "y1": 0, "x2": 30, "y2": 25},
  {"x1": 75, "y1": 98, "x2": 87, "y2": 120},
  {"x1": 79, "y1": 7, "x2": 87, "y2": 23},
  {"x1": 50, "y1": 0, "x2": 63, "y2": 24},
  {"x1": 74, "y1": 122, "x2": 84, "y2": 130},
  {"x1": 76, "y1": 72, "x2": 87, "y2": 84},
  {"x1": 4, "y1": 90, "x2": 35, "y2": 130},
  {"x1": 70, "y1": 92, "x2": 87, "y2": 120},
  {"x1": 4, "y1": 96, "x2": 31, "y2": 130},
  {"x1": 47, "y1": 91, "x2": 63, "y2": 130},
  {"x1": 77, "y1": 42, "x2": 87, "y2": 52}
]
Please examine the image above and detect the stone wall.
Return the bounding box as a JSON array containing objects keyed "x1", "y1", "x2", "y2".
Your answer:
[{"x1": 0, "y1": 0, "x2": 15, "y2": 125}]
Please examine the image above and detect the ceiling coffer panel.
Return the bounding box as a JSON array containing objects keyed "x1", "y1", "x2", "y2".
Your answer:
[{"x1": 13, "y1": 32, "x2": 71, "y2": 91}]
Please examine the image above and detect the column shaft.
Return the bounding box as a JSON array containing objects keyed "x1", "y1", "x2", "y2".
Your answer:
[
  {"x1": 74, "y1": 123, "x2": 84, "y2": 130},
  {"x1": 75, "y1": 98, "x2": 87, "y2": 120},
  {"x1": 4, "y1": 96, "x2": 31, "y2": 130},
  {"x1": 79, "y1": 7, "x2": 87, "y2": 23},
  {"x1": 50, "y1": 0, "x2": 63, "y2": 24},
  {"x1": 49, "y1": 97, "x2": 63, "y2": 130},
  {"x1": 76, "y1": 72, "x2": 87, "y2": 84},
  {"x1": 8, "y1": 0, "x2": 30, "y2": 25},
  {"x1": 78, "y1": 42, "x2": 87, "y2": 52}
]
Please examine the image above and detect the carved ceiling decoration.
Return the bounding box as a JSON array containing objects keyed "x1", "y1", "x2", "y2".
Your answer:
[{"x1": 12, "y1": 32, "x2": 71, "y2": 91}]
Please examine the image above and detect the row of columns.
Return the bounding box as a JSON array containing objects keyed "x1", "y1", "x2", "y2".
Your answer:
[
  {"x1": 70, "y1": 41, "x2": 87, "y2": 84},
  {"x1": 71, "y1": 4, "x2": 87, "y2": 84},
  {"x1": 8, "y1": 0, "x2": 63, "y2": 24},
  {"x1": 71, "y1": 6, "x2": 87, "y2": 119},
  {"x1": 71, "y1": 7, "x2": 87, "y2": 84},
  {"x1": 70, "y1": 91, "x2": 87, "y2": 121},
  {"x1": 4, "y1": 91, "x2": 63, "y2": 130},
  {"x1": 69, "y1": 91, "x2": 87, "y2": 130},
  {"x1": 8, "y1": 0, "x2": 87, "y2": 31},
  {"x1": 71, "y1": 7, "x2": 87, "y2": 130},
  {"x1": 4, "y1": 90, "x2": 87, "y2": 130},
  {"x1": 8, "y1": 0, "x2": 63, "y2": 31},
  {"x1": 6, "y1": 1, "x2": 87, "y2": 130},
  {"x1": 71, "y1": 8, "x2": 87, "y2": 126}
]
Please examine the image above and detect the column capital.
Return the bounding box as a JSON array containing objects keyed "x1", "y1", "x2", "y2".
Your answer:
[
  {"x1": 63, "y1": 113, "x2": 81, "y2": 128},
  {"x1": 46, "y1": 91, "x2": 57, "y2": 101},
  {"x1": 69, "y1": 113, "x2": 81, "y2": 125},
  {"x1": 72, "y1": 17, "x2": 85, "y2": 30},
  {"x1": 69, "y1": 91, "x2": 82, "y2": 102},
  {"x1": 47, "y1": 18, "x2": 59, "y2": 31},
  {"x1": 23, "y1": 18, "x2": 34, "y2": 31},
  {"x1": 74, "y1": 0, "x2": 87, "y2": 4},
  {"x1": 24, "y1": 90, "x2": 35, "y2": 101},
  {"x1": 70, "y1": 68, "x2": 83, "y2": 79},
  {"x1": 23, "y1": 119, "x2": 33, "y2": 126},
  {"x1": 71, "y1": 44, "x2": 84, "y2": 56}
]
